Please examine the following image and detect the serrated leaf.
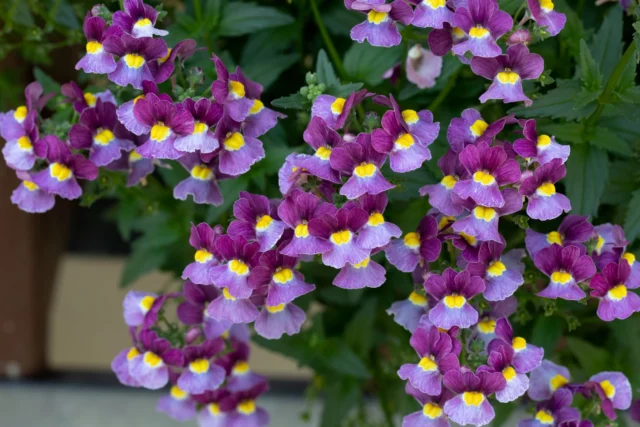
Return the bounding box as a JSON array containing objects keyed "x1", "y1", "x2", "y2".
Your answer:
[
  {"x1": 617, "y1": 86, "x2": 640, "y2": 104},
  {"x1": 271, "y1": 93, "x2": 306, "y2": 109},
  {"x1": 508, "y1": 80, "x2": 597, "y2": 120},
  {"x1": 344, "y1": 43, "x2": 403, "y2": 86},
  {"x1": 574, "y1": 86, "x2": 602, "y2": 108},
  {"x1": 579, "y1": 39, "x2": 602, "y2": 92},
  {"x1": 602, "y1": 160, "x2": 639, "y2": 205},
  {"x1": 624, "y1": 190, "x2": 640, "y2": 242},
  {"x1": 326, "y1": 82, "x2": 364, "y2": 97},
  {"x1": 565, "y1": 145, "x2": 608, "y2": 216},
  {"x1": 590, "y1": 7, "x2": 623, "y2": 81},
  {"x1": 316, "y1": 50, "x2": 339, "y2": 87},
  {"x1": 218, "y1": 3, "x2": 294, "y2": 37},
  {"x1": 537, "y1": 123, "x2": 585, "y2": 144},
  {"x1": 588, "y1": 127, "x2": 631, "y2": 156}
]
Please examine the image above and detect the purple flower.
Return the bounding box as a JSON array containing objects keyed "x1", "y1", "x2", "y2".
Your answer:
[
  {"x1": 193, "y1": 390, "x2": 231, "y2": 426},
  {"x1": 69, "y1": 100, "x2": 136, "y2": 166},
  {"x1": 446, "y1": 108, "x2": 512, "y2": 153},
  {"x1": 156, "y1": 384, "x2": 197, "y2": 422},
  {"x1": 443, "y1": 370, "x2": 507, "y2": 426},
  {"x1": 518, "y1": 389, "x2": 580, "y2": 427},
  {"x1": 513, "y1": 119, "x2": 570, "y2": 165},
  {"x1": 206, "y1": 286, "x2": 259, "y2": 324},
  {"x1": 174, "y1": 153, "x2": 224, "y2": 206},
  {"x1": 478, "y1": 345, "x2": 529, "y2": 403},
  {"x1": 558, "y1": 421, "x2": 594, "y2": 427},
  {"x1": 214, "y1": 114, "x2": 265, "y2": 176},
  {"x1": 349, "y1": 0, "x2": 413, "y2": 47},
  {"x1": 488, "y1": 317, "x2": 543, "y2": 374},
  {"x1": 0, "y1": 82, "x2": 52, "y2": 142},
  {"x1": 227, "y1": 192, "x2": 286, "y2": 251},
  {"x1": 402, "y1": 384, "x2": 453, "y2": 427},
  {"x1": 2, "y1": 111, "x2": 38, "y2": 171},
  {"x1": 32, "y1": 135, "x2": 98, "y2": 200},
  {"x1": 408, "y1": 0, "x2": 455, "y2": 29},
  {"x1": 454, "y1": 142, "x2": 521, "y2": 208},
  {"x1": 211, "y1": 55, "x2": 262, "y2": 122},
  {"x1": 177, "y1": 339, "x2": 226, "y2": 394},
  {"x1": 148, "y1": 39, "x2": 197, "y2": 84},
  {"x1": 117, "y1": 81, "x2": 169, "y2": 136},
  {"x1": 388, "y1": 291, "x2": 430, "y2": 332},
  {"x1": 311, "y1": 89, "x2": 369, "y2": 130},
  {"x1": 471, "y1": 44, "x2": 544, "y2": 106},
  {"x1": 474, "y1": 297, "x2": 518, "y2": 346},
  {"x1": 525, "y1": 215, "x2": 593, "y2": 259},
  {"x1": 297, "y1": 117, "x2": 343, "y2": 184},
  {"x1": 588, "y1": 372, "x2": 632, "y2": 418},
  {"x1": 62, "y1": 81, "x2": 117, "y2": 113},
  {"x1": 420, "y1": 150, "x2": 468, "y2": 217},
  {"x1": 534, "y1": 244, "x2": 595, "y2": 300},
  {"x1": 386, "y1": 215, "x2": 442, "y2": 273},
  {"x1": 308, "y1": 206, "x2": 371, "y2": 268},
  {"x1": 426, "y1": 268, "x2": 485, "y2": 329},
  {"x1": 103, "y1": 34, "x2": 168, "y2": 89},
  {"x1": 105, "y1": 134, "x2": 156, "y2": 187},
  {"x1": 220, "y1": 384, "x2": 270, "y2": 427},
  {"x1": 467, "y1": 240, "x2": 524, "y2": 301},
  {"x1": 632, "y1": 399, "x2": 640, "y2": 423},
  {"x1": 216, "y1": 342, "x2": 267, "y2": 393},
  {"x1": 398, "y1": 326, "x2": 461, "y2": 396},
  {"x1": 451, "y1": 188, "x2": 523, "y2": 242},
  {"x1": 182, "y1": 223, "x2": 222, "y2": 285},
  {"x1": 452, "y1": 0, "x2": 513, "y2": 58},
  {"x1": 428, "y1": 23, "x2": 469, "y2": 57},
  {"x1": 254, "y1": 302, "x2": 306, "y2": 340},
  {"x1": 278, "y1": 153, "x2": 310, "y2": 195},
  {"x1": 589, "y1": 261, "x2": 640, "y2": 321},
  {"x1": 122, "y1": 290, "x2": 158, "y2": 327},
  {"x1": 354, "y1": 193, "x2": 402, "y2": 249},
  {"x1": 527, "y1": 0, "x2": 566, "y2": 36},
  {"x1": 528, "y1": 360, "x2": 571, "y2": 401},
  {"x1": 128, "y1": 330, "x2": 184, "y2": 390},
  {"x1": 174, "y1": 98, "x2": 222, "y2": 153},
  {"x1": 333, "y1": 249, "x2": 387, "y2": 289},
  {"x1": 177, "y1": 280, "x2": 232, "y2": 340},
  {"x1": 242, "y1": 98, "x2": 286, "y2": 139},
  {"x1": 508, "y1": 28, "x2": 532, "y2": 45},
  {"x1": 10, "y1": 171, "x2": 55, "y2": 213},
  {"x1": 592, "y1": 223, "x2": 628, "y2": 264},
  {"x1": 621, "y1": 250, "x2": 640, "y2": 287},
  {"x1": 133, "y1": 92, "x2": 192, "y2": 159},
  {"x1": 330, "y1": 133, "x2": 394, "y2": 199},
  {"x1": 208, "y1": 234, "x2": 260, "y2": 299},
  {"x1": 112, "y1": 0, "x2": 168, "y2": 37},
  {"x1": 405, "y1": 44, "x2": 444, "y2": 89},
  {"x1": 76, "y1": 15, "x2": 122, "y2": 74}
]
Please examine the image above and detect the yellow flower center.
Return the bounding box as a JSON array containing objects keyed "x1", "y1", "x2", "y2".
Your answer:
[
  {"x1": 424, "y1": 0, "x2": 446, "y2": 8},
  {"x1": 17, "y1": 135, "x2": 32, "y2": 151},
  {"x1": 150, "y1": 122, "x2": 170, "y2": 142},
  {"x1": 191, "y1": 165, "x2": 213, "y2": 180},
  {"x1": 438, "y1": 216, "x2": 455, "y2": 230},
  {"x1": 368, "y1": 212, "x2": 385, "y2": 226},
  {"x1": 550, "y1": 374, "x2": 568, "y2": 391},
  {"x1": 469, "y1": 27, "x2": 490, "y2": 38},
  {"x1": 367, "y1": 10, "x2": 388, "y2": 24},
  {"x1": 266, "y1": 303, "x2": 286, "y2": 313},
  {"x1": 135, "y1": 17, "x2": 152, "y2": 28},
  {"x1": 330, "y1": 97, "x2": 346, "y2": 114},
  {"x1": 315, "y1": 146, "x2": 332, "y2": 160},
  {"x1": 470, "y1": 119, "x2": 489, "y2": 137},
  {"x1": 622, "y1": 252, "x2": 636, "y2": 266},
  {"x1": 402, "y1": 109, "x2": 419, "y2": 124},
  {"x1": 195, "y1": 249, "x2": 213, "y2": 263},
  {"x1": 409, "y1": 291, "x2": 427, "y2": 306},
  {"x1": 256, "y1": 215, "x2": 273, "y2": 231},
  {"x1": 600, "y1": 380, "x2": 616, "y2": 399},
  {"x1": 462, "y1": 392, "x2": 485, "y2": 406},
  {"x1": 94, "y1": 128, "x2": 115, "y2": 146},
  {"x1": 503, "y1": 366, "x2": 517, "y2": 381},
  {"x1": 23, "y1": 180, "x2": 38, "y2": 191},
  {"x1": 158, "y1": 48, "x2": 172, "y2": 64},
  {"x1": 607, "y1": 284, "x2": 627, "y2": 301},
  {"x1": 193, "y1": 121, "x2": 208, "y2": 135},
  {"x1": 477, "y1": 319, "x2": 496, "y2": 334},
  {"x1": 330, "y1": 230, "x2": 352, "y2": 245},
  {"x1": 487, "y1": 260, "x2": 506, "y2": 277},
  {"x1": 273, "y1": 268, "x2": 294, "y2": 284},
  {"x1": 444, "y1": 295, "x2": 466, "y2": 308},
  {"x1": 512, "y1": 336, "x2": 527, "y2": 351},
  {"x1": 353, "y1": 257, "x2": 370, "y2": 269},
  {"x1": 551, "y1": 271, "x2": 572, "y2": 285},
  {"x1": 86, "y1": 40, "x2": 103, "y2": 54},
  {"x1": 129, "y1": 151, "x2": 143, "y2": 162},
  {"x1": 124, "y1": 53, "x2": 145, "y2": 69},
  {"x1": 595, "y1": 235, "x2": 605, "y2": 253},
  {"x1": 139, "y1": 295, "x2": 155, "y2": 312},
  {"x1": 473, "y1": 170, "x2": 496, "y2": 186},
  {"x1": 229, "y1": 259, "x2": 249, "y2": 276},
  {"x1": 537, "y1": 134, "x2": 551, "y2": 148},
  {"x1": 143, "y1": 351, "x2": 162, "y2": 367},
  {"x1": 497, "y1": 71, "x2": 521, "y2": 85},
  {"x1": 418, "y1": 356, "x2": 438, "y2": 372},
  {"x1": 229, "y1": 81, "x2": 245, "y2": 98},
  {"x1": 395, "y1": 133, "x2": 415, "y2": 149},
  {"x1": 170, "y1": 385, "x2": 188, "y2": 400},
  {"x1": 84, "y1": 92, "x2": 97, "y2": 107},
  {"x1": 232, "y1": 361, "x2": 250, "y2": 375},
  {"x1": 14, "y1": 106, "x2": 28, "y2": 122},
  {"x1": 237, "y1": 400, "x2": 256, "y2": 415},
  {"x1": 354, "y1": 163, "x2": 376, "y2": 178},
  {"x1": 540, "y1": 0, "x2": 555, "y2": 10},
  {"x1": 536, "y1": 182, "x2": 556, "y2": 197},
  {"x1": 249, "y1": 99, "x2": 264, "y2": 115},
  {"x1": 50, "y1": 163, "x2": 72, "y2": 181},
  {"x1": 535, "y1": 410, "x2": 555, "y2": 425},
  {"x1": 452, "y1": 27, "x2": 465, "y2": 39},
  {"x1": 224, "y1": 132, "x2": 245, "y2": 151},
  {"x1": 222, "y1": 287, "x2": 236, "y2": 301},
  {"x1": 126, "y1": 347, "x2": 140, "y2": 360},
  {"x1": 295, "y1": 223, "x2": 309, "y2": 238},
  {"x1": 441, "y1": 175, "x2": 457, "y2": 189},
  {"x1": 547, "y1": 231, "x2": 563, "y2": 245},
  {"x1": 422, "y1": 402, "x2": 443, "y2": 419},
  {"x1": 208, "y1": 403, "x2": 221, "y2": 416},
  {"x1": 189, "y1": 358, "x2": 210, "y2": 374},
  {"x1": 404, "y1": 232, "x2": 420, "y2": 249},
  {"x1": 460, "y1": 232, "x2": 477, "y2": 246},
  {"x1": 473, "y1": 206, "x2": 496, "y2": 222}
]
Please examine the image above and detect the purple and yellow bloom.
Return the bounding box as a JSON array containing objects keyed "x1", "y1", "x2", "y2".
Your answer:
[
  {"x1": 208, "y1": 234, "x2": 260, "y2": 299},
  {"x1": 178, "y1": 280, "x2": 232, "y2": 340},
  {"x1": 216, "y1": 342, "x2": 267, "y2": 393},
  {"x1": 76, "y1": 15, "x2": 122, "y2": 74},
  {"x1": 278, "y1": 153, "x2": 310, "y2": 195},
  {"x1": 330, "y1": 133, "x2": 394, "y2": 199},
  {"x1": 308, "y1": 206, "x2": 371, "y2": 268},
  {"x1": 558, "y1": 421, "x2": 593, "y2": 427},
  {"x1": 588, "y1": 372, "x2": 632, "y2": 417},
  {"x1": 177, "y1": 339, "x2": 226, "y2": 394},
  {"x1": 174, "y1": 153, "x2": 224, "y2": 206},
  {"x1": 333, "y1": 249, "x2": 387, "y2": 289},
  {"x1": 518, "y1": 388, "x2": 580, "y2": 427},
  {"x1": 297, "y1": 117, "x2": 343, "y2": 184},
  {"x1": 133, "y1": 92, "x2": 193, "y2": 159},
  {"x1": 174, "y1": 98, "x2": 222, "y2": 153},
  {"x1": 428, "y1": 23, "x2": 469, "y2": 58},
  {"x1": 193, "y1": 390, "x2": 231, "y2": 427},
  {"x1": 311, "y1": 89, "x2": 369, "y2": 130},
  {"x1": 211, "y1": 55, "x2": 262, "y2": 122},
  {"x1": 249, "y1": 249, "x2": 315, "y2": 306},
  {"x1": 525, "y1": 215, "x2": 593, "y2": 259},
  {"x1": 11, "y1": 171, "x2": 55, "y2": 213},
  {"x1": 405, "y1": 44, "x2": 444, "y2": 89},
  {"x1": 388, "y1": 291, "x2": 430, "y2": 332},
  {"x1": 103, "y1": 34, "x2": 168, "y2": 89},
  {"x1": 452, "y1": 188, "x2": 523, "y2": 242},
  {"x1": 182, "y1": 223, "x2": 222, "y2": 285},
  {"x1": 69, "y1": 100, "x2": 136, "y2": 166},
  {"x1": 467, "y1": 240, "x2": 524, "y2": 301},
  {"x1": 420, "y1": 150, "x2": 468, "y2": 217},
  {"x1": 32, "y1": 135, "x2": 99, "y2": 200},
  {"x1": 488, "y1": 317, "x2": 543, "y2": 374},
  {"x1": 398, "y1": 326, "x2": 461, "y2": 396},
  {"x1": 227, "y1": 192, "x2": 286, "y2": 251},
  {"x1": 452, "y1": 0, "x2": 513, "y2": 58},
  {"x1": 2, "y1": 111, "x2": 38, "y2": 171},
  {"x1": 112, "y1": 334, "x2": 142, "y2": 388},
  {"x1": 254, "y1": 301, "x2": 306, "y2": 340},
  {"x1": 117, "y1": 81, "x2": 170, "y2": 136},
  {"x1": 349, "y1": 0, "x2": 414, "y2": 47},
  {"x1": 386, "y1": 215, "x2": 442, "y2": 273},
  {"x1": 277, "y1": 190, "x2": 337, "y2": 257},
  {"x1": 214, "y1": 114, "x2": 265, "y2": 176},
  {"x1": 514, "y1": 119, "x2": 570, "y2": 165},
  {"x1": 471, "y1": 44, "x2": 544, "y2": 106},
  {"x1": 0, "y1": 82, "x2": 52, "y2": 140},
  {"x1": 589, "y1": 261, "x2": 640, "y2": 321},
  {"x1": 402, "y1": 384, "x2": 453, "y2": 427},
  {"x1": 206, "y1": 287, "x2": 259, "y2": 324},
  {"x1": 242, "y1": 97, "x2": 286, "y2": 139},
  {"x1": 148, "y1": 39, "x2": 197, "y2": 84},
  {"x1": 156, "y1": 383, "x2": 197, "y2": 422},
  {"x1": 409, "y1": 0, "x2": 455, "y2": 29},
  {"x1": 62, "y1": 81, "x2": 116, "y2": 113},
  {"x1": 123, "y1": 290, "x2": 158, "y2": 327},
  {"x1": 220, "y1": 383, "x2": 269, "y2": 427},
  {"x1": 446, "y1": 108, "x2": 511, "y2": 153},
  {"x1": 508, "y1": 28, "x2": 532, "y2": 45},
  {"x1": 528, "y1": 360, "x2": 571, "y2": 401},
  {"x1": 426, "y1": 268, "x2": 485, "y2": 329},
  {"x1": 442, "y1": 370, "x2": 507, "y2": 426},
  {"x1": 105, "y1": 134, "x2": 156, "y2": 187},
  {"x1": 112, "y1": 0, "x2": 168, "y2": 38},
  {"x1": 527, "y1": 0, "x2": 566, "y2": 36},
  {"x1": 534, "y1": 244, "x2": 595, "y2": 300},
  {"x1": 474, "y1": 297, "x2": 517, "y2": 346},
  {"x1": 129, "y1": 330, "x2": 184, "y2": 390},
  {"x1": 481, "y1": 345, "x2": 529, "y2": 404},
  {"x1": 591, "y1": 223, "x2": 628, "y2": 263},
  {"x1": 454, "y1": 142, "x2": 521, "y2": 208},
  {"x1": 355, "y1": 193, "x2": 402, "y2": 249}
]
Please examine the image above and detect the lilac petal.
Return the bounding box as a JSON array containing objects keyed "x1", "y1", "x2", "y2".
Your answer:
[
  {"x1": 495, "y1": 372, "x2": 529, "y2": 403},
  {"x1": 333, "y1": 258, "x2": 386, "y2": 289},
  {"x1": 206, "y1": 294, "x2": 259, "y2": 324},
  {"x1": 177, "y1": 364, "x2": 225, "y2": 394},
  {"x1": 266, "y1": 273, "x2": 316, "y2": 306},
  {"x1": 386, "y1": 237, "x2": 421, "y2": 272},
  {"x1": 429, "y1": 300, "x2": 479, "y2": 329},
  {"x1": 444, "y1": 394, "x2": 495, "y2": 426},
  {"x1": 322, "y1": 239, "x2": 370, "y2": 269},
  {"x1": 398, "y1": 364, "x2": 443, "y2": 396},
  {"x1": 254, "y1": 303, "x2": 306, "y2": 340},
  {"x1": 129, "y1": 354, "x2": 169, "y2": 390}
]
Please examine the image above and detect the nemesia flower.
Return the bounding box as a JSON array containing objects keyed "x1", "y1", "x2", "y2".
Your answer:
[
  {"x1": 128, "y1": 330, "x2": 184, "y2": 390},
  {"x1": 117, "y1": 81, "x2": 170, "y2": 135},
  {"x1": 216, "y1": 342, "x2": 267, "y2": 393},
  {"x1": 528, "y1": 360, "x2": 571, "y2": 401},
  {"x1": 426, "y1": 268, "x2": 485, "y2": 329},
  {"x1": 254, "y1": 301, "x2": 306, "y2": 340},
  {"x1": 61, "y1": 81, "x2": 117, "y2": 113},
  {"x1": 211, "y1": 55, "x2": 262, "y2": 122},
  {"x1": 428, "y1": 23, "x2": 468, "y2": 57},
  {"x1": 387, "y1": 291, "x2": 430, "y2": 332},
  {"x1": 193, "y1": 390, "x2": 230, "y2": 427},
  {"x1": 402, "y1": 383, "x2": 454, "y2": 427},
  {"x1": 558, "y1": 421, "x2": 594, "y2": 427},
  {"x1": 589, "y1": 261, "x2": 640, "y2": 321},
  {"x1": 69, "y1": 100, "x2": 136, "y2": 166},
  {"x1": 333, "y1": 248, "x2": 387, "y2": 289},
  {"x1": 219, "y1": 383, "x2": 269, "y2": 427},
  {"x1": 446, "y1": 108, "x2": 512, "y2": 153},
  {"x1": 227, "y1": 192, "x2": 286, "y2": 251},
  {"x1": 398, "y1": 326, "x2": 461, "y2": 396},
  {"x1": 629, "y1": 399, "x2": 640, "y2": 422},
  {"x1": 442, "y1": 370, "x2": 507, "y2": 426},
  {"x1": 178, "y1": 280, "x2": 232, "y2": 340},
  {"x1": 182, "y1": 223, "x2": 222, "y2": 285},
  {"x1": 534, "y1": 244, "x2": 595, "y2": 300},
  {"x1": 105, "y1": 134, "x2": 156, "y2": 187},
  {"x1": 148, "y1": 39, "x2": 197, "y2": 84},
  {"x1": 174, "y1": 153, "x2": 224, "y2": 205},
  {"x1": 278, "y1": 153, "x2": 310, "y2": 195},
  {"x1": 588, "y1": 372, "x2": 632, "y2": 417},
  {"x1": 133, "y1": 92, "x2": 192, "y2": 159},
  {"x1": 174, "y1": 98, "x2": 222, "y2": 153},
  {"x1": 2, "y1": 111, "x2": 38, "y2": 171},
  {"x1": 123, "y1": 290, "x2": 158, "y2": 327},
  {"x1": 103, "y1": 34, "x2": 168, "y2": 89},
  {"x1": 208, "y1": 234, "x2": 260, "y2": 299},
  {"x1": 297, "y1": 117, "x2": 343, "y2": 183},
  {"x1": 621, "y1": 250, "x2": 640, "y2": 286},
  {"x1": 112, "y1": 0, "x2": 168, "y2": 38},
  {"x1": 409, "y1": 0, "x2": 455, "y2": 29},
  {"x1": 10, "y1": 171, "x2": 55, "y2": 213},
  {"x1": 478, "y1": 345, "x2": 529, "y2": 403},
  {"x1": 452, "y1": 0, "x2": 513, "y2": 58},
  {"x1": 524, "y1": 215, "x2": 592, "y2": 258},
  {"x1": 518, "y1": 388, "x2": 580, "y2": 427},
  {"x1": 420, "y1": 150, "x2": 467, "y2": 216},
  {"x1": 311, "y1": 89, "x2": 369, "y2": 130},
  {"x1": 452, "y1": 188, "x2": 523, "y2": 242},
  {"x1": 405, "y1": 44, "x2": 444, "y2": 89},
  {"x1": 249, "y1": 249, "x2": 315, "y2": 306},
  {"x1": 308, "y1": 206, "x2": 371, "y2": 268},
  {"x1": 386, "y1": 215, "x2": 442, "y2": 273},
  {"x1": 0, "y1": 82, "x2": 53, "y2": 140},
  {"x1": 454, "y1": 142, "x2": 521, "y2": 208},
  {"x1": 474, "y1": 297, "x2": 517, "y2": 346},
  {"x1": 508, "y1": 29, "x2": 532, "y2": 45},
  {"x1": 156, "y1": 383, "x2": 197, "y2": 422},
  {"x1": 177, "y1": 339, "x2": 226, "y2": 394},
  {"x1": 112, "y1": 333, "x2": 142, "y2": 387},
  {"x1": 471, "y1": 44, "x2": 544, "y2": 106},
  {"x1": 206, "y1": 285, "x2": 259, "y2": 324},
  {"x1": 32, "y1": 135, "x2": 99, "y2": 200},
  {"x1": 488, "y1": 318, "x2": 543, "y2": 374},
  {"x1": 466, "y1": 240, "x2": 524, "y2": 301},
  {"x1": 355, "y1": 193, "x2": 402, "y2": 249},
  {"x1": 76, "y1": 15, "x2": 122, "y2": 74},
  {"x1": 242, "y1": 97, "x2": 286, "y2": 139},
  {"x1": 349, "y1": 0, "x2": 414, "y2": 47},
  {"x1": 513, "y1": 119, "x2": 570, "y2": 165},
  {"x1": 527, "y1": 0, "x2": 566, "y2": 36},
  {"x1": 591, "y1": 223, "x2": 628, "y2": 265},
  {"x1": 214, "y1": 114, "x2": 265, "y2": 176}
]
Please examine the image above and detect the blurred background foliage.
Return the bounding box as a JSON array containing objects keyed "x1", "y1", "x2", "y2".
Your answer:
[{"x1": 2, "y1": 0, "x2": 640, "y2": 425}]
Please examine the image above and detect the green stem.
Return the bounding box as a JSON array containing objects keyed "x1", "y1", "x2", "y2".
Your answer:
[
  {"x1": 310, "y1": 0, "x2": 347, "y2": 79},
  {"x1": 193, "y1": 0, "x2": 202, "y2": 21},
  {"x1": 585, "y1": 39, "x2": 637, "y2": 129},
  {"x1": 428, "y1": 68, "x2": 462, "y2": 113}
]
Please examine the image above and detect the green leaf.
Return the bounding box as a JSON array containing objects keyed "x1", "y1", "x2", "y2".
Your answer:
[
  {"x1": 508, "y1": 80, "x2": 597, "y2": 120},
  {"x1": 271, "y1": 93, "x2": 306, "y2": 109},
  {"x1": 344, "y1": 298, "x2": 377, "y2": 358},
  {"x1": 531, "y1": 316, "x2": 564, "y2": 355},
  {"x1": 322, "y1": 341, "x2": 371, "y2": 379},
  {"x1": 120, "y1": 248, "x2": 169, "y2": 288},
  {"x1": 602, "y1": 160, "x2": 639, "y2": 205},
  {"x1": 538, "y1": 123, "x2": 585, "y2": 144},
  {"x1": 344, "y1": 43, "x2": 403, "y2": 86},
  {"x1": 624, "y1": 190, "x2": 640, "y2": 242},
  {"x1": 320, "y1": 379, "x2": 361, "y2": 427},
  {"x1": 218, "y1": 2, "x2": 294, "y2": 37},
  {"x1": 587, "y1": 127, "x2": 631, "y2": 156},
  {"x1": 590, "y1": 7, "x2": 623, "y2": 81},
  {"x1": 565, "y1": 145, "x2": 608, "y2": 216},
  {"x1": 316, "y1": 50, "x2": 339, "y2": 87},
  {"x1": 51, "y1": 0, "x2": 80, "y2": 29},
  {"x1": 242, "y1": 52, "x2": 299, "y2": 89},
  {"x1": 499, "y1": 0, "x2": 521, "y2": 15},
  {"x1": 617, "y1": 85, "x2": 640, "y2": 104},
  {"x1": 206, "y1": 176, "x2": 249, "y2": 223},
  {"x1": 326, "y1": 82, "x2": 364, "y2": 97},
  {"x1": 33, "y1": 67, "x2": 60, "y2": 94},
  {"x1": 579, "y1": 39, "x2": 602, "y2": 92},
  {"x1": 566, "y1": 337, "x2": 610, "y2": 375},
  {"x1": 11, "y1": 0, "x2": 35, "y2": 27},
  {"x1": 323, "y1": 5, "x2": 361, "y2": 36}
]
